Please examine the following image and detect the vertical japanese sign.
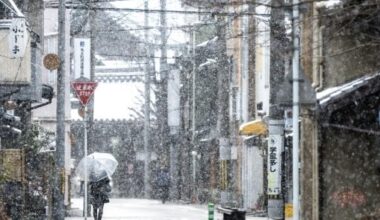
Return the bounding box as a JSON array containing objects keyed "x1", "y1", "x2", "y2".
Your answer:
[
  {"x1": 8, "y1": 18, "x2": 28, "y2": 58},
  {"x1": 268, "y1": 134, "x2": 283, "y2": 195},
  {"x1": 167, "y1": 69, "x2": 180, "y2": 132},
  {"x1": 74, "y1": 38, "x2": 91, "y2": 79}
]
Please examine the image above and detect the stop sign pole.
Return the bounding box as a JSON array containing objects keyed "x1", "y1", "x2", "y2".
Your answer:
[{"x1": 71, "y1": 81, "x2": 97, "y2": 219}]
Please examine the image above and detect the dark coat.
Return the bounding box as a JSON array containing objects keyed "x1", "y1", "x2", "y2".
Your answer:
[
  {"x1": 89, "y1": 178, "x2": 111, "y2": 207},
  {"x1": 156, "y1": 170, "x2": 170, "y2": 187}
]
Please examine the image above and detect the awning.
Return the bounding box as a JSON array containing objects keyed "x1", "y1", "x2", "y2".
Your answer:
[{"x1": 239, "y1": 119, "x2": 267, "y2": 136}]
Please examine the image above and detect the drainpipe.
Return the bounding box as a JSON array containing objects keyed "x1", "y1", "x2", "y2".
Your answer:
[
  {"x1": 312, "y1": 6, "x2": 324, "y2": 92},
  {"x1": 316, "y1": 26, "x2": 324, "y2": 92}
]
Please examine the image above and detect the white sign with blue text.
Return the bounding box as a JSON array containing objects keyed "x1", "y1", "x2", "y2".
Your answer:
[
  {"x1": 267, "y1": 134, "x2": 283, "y2": 195},
  {"x1": 9, "y1": 18, "x2": 28, "y2": 58},
  {"x1": 74, "y1": 38, "x2": 91, "y2": 79}
]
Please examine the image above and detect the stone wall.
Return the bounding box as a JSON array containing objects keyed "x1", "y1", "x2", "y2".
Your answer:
[{"x1": 320, "y1": 127, "x2": 380, "y2": 219}]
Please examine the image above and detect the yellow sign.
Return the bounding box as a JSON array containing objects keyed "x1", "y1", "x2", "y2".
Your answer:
[{"x1": 285, "y1": 203, "x2": 293, "y2": 217}]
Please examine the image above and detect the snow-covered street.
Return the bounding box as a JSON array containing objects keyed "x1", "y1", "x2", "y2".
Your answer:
[{"x1": 65, "y1": 198, "x2": 268, "y2": 220}]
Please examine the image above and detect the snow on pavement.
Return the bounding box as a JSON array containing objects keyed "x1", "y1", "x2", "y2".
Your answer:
[{"x1": 65, "y1": 198, "x2": 269, "y2": 220}]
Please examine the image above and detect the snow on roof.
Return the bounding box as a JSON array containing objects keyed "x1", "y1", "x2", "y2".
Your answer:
[
  {"x1": 44, "y1": 32, "x2": 58, "y2": 37},
  {"x1": 199, "y1": 58, "x2": 217, "y2": 68},
  {"x1": 98, "y1": 60, "x2": 129, "y2": 67},
  {"x1": 317, "y1": 73, "x2": 380, "y2": 107},
  {"x1": 197, "y1": 37, "x2": 218, "y2": 48},
  {"x1": 316, "y1": 0, "x2": 342, "y2": 9}
]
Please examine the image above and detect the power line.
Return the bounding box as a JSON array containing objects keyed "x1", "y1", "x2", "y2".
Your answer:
[
  {"x1": 47, "y1": 4, "x2": 270, "y2": 16},
  {"x1": 182, "y1": 0, "x2": 334, "y2": 9},
  {"x1": 96, "y1": 54, "x2": 181, "y2": 59},
  {"x1": 77, "y1": 22, "x2": 217, "y2": 32}
]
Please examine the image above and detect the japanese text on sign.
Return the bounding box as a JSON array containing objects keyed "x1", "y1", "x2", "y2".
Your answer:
[
  {"x1": 267, "y1": 134, "x2": 283, "y2": 195},
  {"x1": 9, "y1": 18, "x2": 28, "y2": 58},
  {"x1": 71, "y1": 82, "x2": 97, "y2": 106},
  {"x1": 73, "y1": 84, "x2": 96, "y2": 93},
  {"x1": 74, "y1": 38, "x2": 91, "y2": 78}
]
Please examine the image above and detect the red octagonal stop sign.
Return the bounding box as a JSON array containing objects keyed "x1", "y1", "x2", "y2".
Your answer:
[{"x1": 71, "y1": 81, "x2": 98, "y2": 106}]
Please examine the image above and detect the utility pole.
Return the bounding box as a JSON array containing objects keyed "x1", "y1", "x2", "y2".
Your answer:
[
  {"x1": 215, "y1": 18, "x2": 230, "y2": 206},
  {"x1": 191, "y1": 29, "x2": 196, "y2": 144},
  {"x1": 292, "y1": 0, "x2": 300, "y2": 219},
  {"x1": 53, "y1": 0, "x2": 66, "y2": 218},
  {"x1": 158, "y1": 0, "x2": 168, "y2": 166},
  {"x1": 143, "y1": 0, "x2": 151, "y2": 198},
  {"x1": 88, "y1": 0, "x2": 96, "y2": 154},
  {"x1": 190, "y1": 27, "x2": 197, "y2": 203},
  {"x1": 267, "y1": 0, "x2": 286, "y2": 219}
]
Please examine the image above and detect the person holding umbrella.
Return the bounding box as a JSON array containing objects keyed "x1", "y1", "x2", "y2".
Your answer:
[
  {"x1": 89, "y1": 173, "x2": 111, "y2": 220},
  {"x1": 76, "y1": 152, "x2": 118, "y2": 220}
]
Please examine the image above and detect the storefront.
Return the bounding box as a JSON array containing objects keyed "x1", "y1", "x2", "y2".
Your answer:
[{"x1": 239, "y1": 120, "x2": 267, "y2": 211}]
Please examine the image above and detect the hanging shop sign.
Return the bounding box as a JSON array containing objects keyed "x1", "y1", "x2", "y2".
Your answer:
[
  {"x1": 9, "y1": 18, "x2": 28, "y2": 58},
  {"x1": 267, "y1": 134, "x2": 283, "y2": 195},
  {"x1": 0, "y1": 18, "x2": 31, "y2": 84}
]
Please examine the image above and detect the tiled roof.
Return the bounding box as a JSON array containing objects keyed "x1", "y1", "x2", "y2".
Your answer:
[
  {"x1": 317, "y1": 72, "x2": 380, "y2": 110},
  {"x1": 95, "y1": 75, "x2": 144, "y2": 83},
  {"x1": 317, "y1": 73, "x2": 380, "y2": 106}
]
